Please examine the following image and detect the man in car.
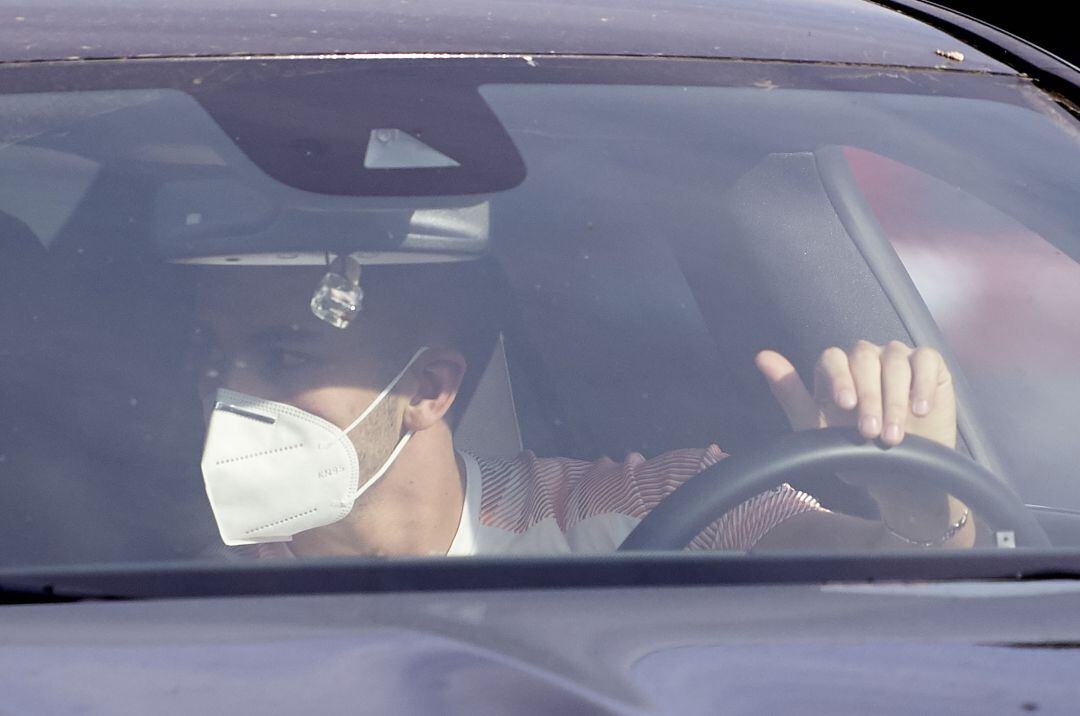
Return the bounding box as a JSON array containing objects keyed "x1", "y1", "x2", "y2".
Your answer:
[{"x1": 195, "y1": 258, "x2": 974, "y2": 558}]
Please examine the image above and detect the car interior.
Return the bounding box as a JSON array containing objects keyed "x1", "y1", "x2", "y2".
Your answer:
[{"x1": 2, "y1": 70, "x2": 1080, "y2": 566}]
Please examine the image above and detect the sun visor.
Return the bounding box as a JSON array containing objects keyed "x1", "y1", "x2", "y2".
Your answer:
[{"x1": 154, "y1": 177, "x2": 489, "y2": 266}]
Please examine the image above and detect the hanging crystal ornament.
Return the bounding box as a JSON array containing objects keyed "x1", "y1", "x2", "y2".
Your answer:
[{"x1": 310, "y1": 253, "x2": 363, "y2": 329}]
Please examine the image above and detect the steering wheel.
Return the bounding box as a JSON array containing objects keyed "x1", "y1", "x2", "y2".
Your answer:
[{"x1": 618, "y1": 427, "x2": 1050, "y2": 550}]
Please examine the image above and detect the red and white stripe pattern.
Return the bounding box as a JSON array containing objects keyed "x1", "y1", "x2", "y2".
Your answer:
[
  {"x1": 474, "y1": 447, "x2": 824, "y2": 551},
  {"x1": 236, "y1": 445, "x2": 825, "y2": 559}
]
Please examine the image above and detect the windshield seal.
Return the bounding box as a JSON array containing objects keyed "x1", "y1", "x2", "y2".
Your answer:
[{"x1": 3, "y1": 551, "x2": 1080, "y2": 601}]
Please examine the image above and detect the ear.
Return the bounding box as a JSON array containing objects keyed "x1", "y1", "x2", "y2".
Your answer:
[{"x1": 400, "y1": 348, "x2": 467, "y2": 433}]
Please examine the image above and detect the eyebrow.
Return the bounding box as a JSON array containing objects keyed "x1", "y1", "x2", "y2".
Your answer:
[{"x1": 249, "y1": 325, "x2": 322, "y2": 346}]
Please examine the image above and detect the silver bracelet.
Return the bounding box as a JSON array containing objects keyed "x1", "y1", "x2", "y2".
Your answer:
[{"x1": 883, "y1": 507, "x2": 970, "y2": 547}]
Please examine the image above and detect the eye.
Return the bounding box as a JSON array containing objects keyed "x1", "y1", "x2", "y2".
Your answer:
[
  {"x1": 262, "y1": 348, "x2": 312, "y2": 374},
  {"x1": 185, "y1": 324, "x2": 219, "y2": 373},
  {"x1": 203, "y1": 347, "x2": 226, "y2": 379},
  {"x1": 277, "y1": 350, "x2": 310, "y2": 369}
]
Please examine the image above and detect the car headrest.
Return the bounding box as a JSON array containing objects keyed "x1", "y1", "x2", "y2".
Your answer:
[{"x1": 453, "y1": 333, "x2": 523, "y2": 458}]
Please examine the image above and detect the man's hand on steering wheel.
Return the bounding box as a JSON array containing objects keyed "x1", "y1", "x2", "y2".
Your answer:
[
  {"x1": 620, "y1": 339, "x2": 1044, "y2": 551},
  {"x1": 754, "y1": 341, "x2": 971, "y2": 547},
  {"x1": 754, "y1": 340, "x2": 956, "y2": 449}
]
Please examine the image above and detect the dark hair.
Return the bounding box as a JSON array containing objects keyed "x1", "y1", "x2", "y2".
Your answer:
[{"x1": 360, "y1": 259, "x2": 507, "y2": 426}]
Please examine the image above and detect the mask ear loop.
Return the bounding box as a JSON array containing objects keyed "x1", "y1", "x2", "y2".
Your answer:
[
  {"x1": 338, "y1": 346, "x2": 429, "y2": 507},
  {"x1": 342, "y1": 431, "x2": 415, "y2": 507},
  {"x1": 342, "y1": 346, "x2": 429, "y2": 435}
]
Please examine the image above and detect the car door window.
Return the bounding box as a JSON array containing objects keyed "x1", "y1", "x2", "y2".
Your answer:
[{"x1": 846, "y1": 146, "x2": 1080, "y2": 509}]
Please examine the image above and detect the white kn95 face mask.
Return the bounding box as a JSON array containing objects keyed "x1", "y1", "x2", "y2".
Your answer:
[{"x1": 200, "y1": 348, "x2": 427, "y2": 546}]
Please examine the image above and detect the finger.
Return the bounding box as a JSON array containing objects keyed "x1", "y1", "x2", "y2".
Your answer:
[
  {"x1": 910, "y1": 347, "x2": 944, "y2": 417},
  {"x1": 813, "y1": 346, "x2": 857, "y2": 411},
  {"x1": 755, "y1": 350, "x2": 821, "y2": 430},
  {"x1": 881, "y1": 341, "x2": 913, "y2": 445},
  {"x1": 849, "y1": 340, "x2": 884, "y2": 439}
]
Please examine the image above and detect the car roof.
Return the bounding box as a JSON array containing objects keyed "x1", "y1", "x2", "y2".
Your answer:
[{"x1": 0, "y1": 0, "x2": 1015, "y2": 73}]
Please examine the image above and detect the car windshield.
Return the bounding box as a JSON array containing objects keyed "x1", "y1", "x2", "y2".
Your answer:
[{"x1": 1, "y1": 57, "x2": 1079, "y2": 573}]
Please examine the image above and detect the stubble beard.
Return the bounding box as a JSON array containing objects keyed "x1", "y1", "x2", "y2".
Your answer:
[{"x1": 350, "y1": 394, "x2": 402, "y2": 486}]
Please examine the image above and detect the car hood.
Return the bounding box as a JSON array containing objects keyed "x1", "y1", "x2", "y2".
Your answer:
[
  {"x1": 0, "y1": 0, "x2": 1013, "y2": 73},
  {"x1": 2, "y1": 580, "x2": 1079, "y2": 714}
]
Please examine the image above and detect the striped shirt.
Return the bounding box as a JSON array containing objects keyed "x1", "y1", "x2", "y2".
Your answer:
[
  {"x1": 249, "y1": 446, "x2": 825, "y2": 559},
  {"x1": 445, "y1": 447, "x2": 824, "y2": 555}
]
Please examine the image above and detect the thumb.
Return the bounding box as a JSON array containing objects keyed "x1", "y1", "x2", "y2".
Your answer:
[{"x1": 755, "y1": 350, "x2": 822, "y2": 431}]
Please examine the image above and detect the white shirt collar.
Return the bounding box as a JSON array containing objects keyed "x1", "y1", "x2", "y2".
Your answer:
[{"x1": 445, "y1": 450, "x2": 481, "y2": 556}]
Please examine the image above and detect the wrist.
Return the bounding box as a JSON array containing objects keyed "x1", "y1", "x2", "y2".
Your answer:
[
  {"x1": 876, "y1": 493, "x2": 974, "y2": 548},
  {"x1": 869, "y1": 482, "x2": 949, "y2": 537}
]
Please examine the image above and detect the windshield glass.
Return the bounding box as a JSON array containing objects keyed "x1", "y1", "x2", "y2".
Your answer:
[{"x1": 1, "y1": 57, "x2": 1078, "y2": 569}]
